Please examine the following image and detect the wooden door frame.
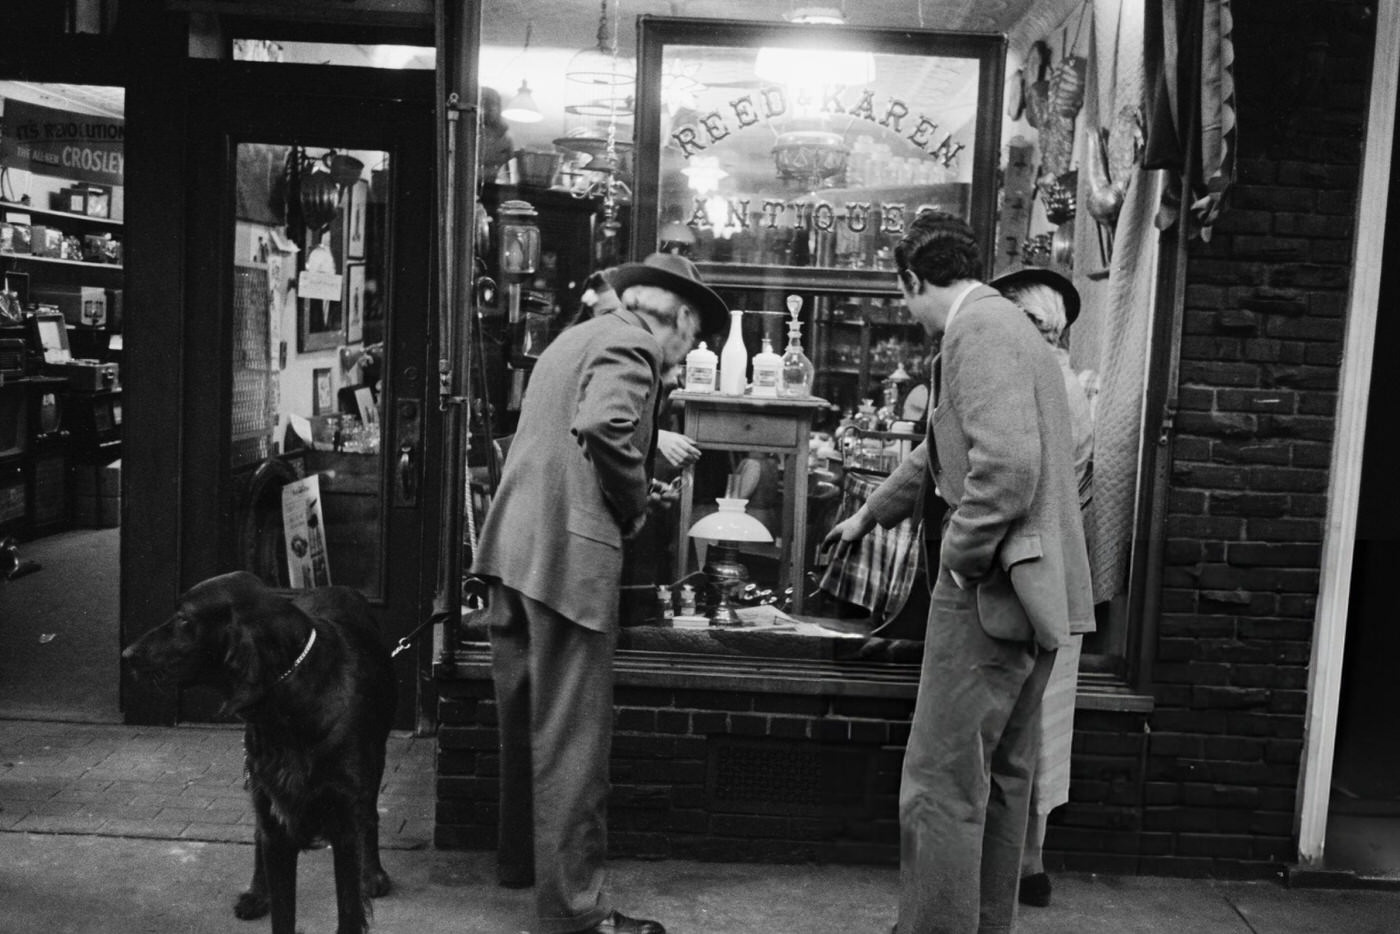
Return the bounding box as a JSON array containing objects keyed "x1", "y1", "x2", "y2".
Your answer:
[
  {"x1": 1295, "y1": 3, "x2": 1400, "y2": 867},
  {"x1": 121, "y1": 59, "x2": 439, "y2": 726}
]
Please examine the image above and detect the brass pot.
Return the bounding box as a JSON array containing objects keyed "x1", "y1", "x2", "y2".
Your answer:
[{"x1": 299, "y1": 170, "x2": 339, "y2": 232}]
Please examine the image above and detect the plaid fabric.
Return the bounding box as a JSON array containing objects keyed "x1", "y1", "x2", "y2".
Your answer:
[{"x1": 818, "y1": 469, "x2": 922, "y2": 623}]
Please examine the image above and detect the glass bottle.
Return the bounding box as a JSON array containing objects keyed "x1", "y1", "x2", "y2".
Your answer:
[
  {"x1": 720, "y1": 309, "x2": 748, "y2": 395},
  {"x1": 656, "y1": 585, "x2": 674, "y2": 626},
  {"x1": 779, "y1": 294, "x2": 814, "y2": 397}
]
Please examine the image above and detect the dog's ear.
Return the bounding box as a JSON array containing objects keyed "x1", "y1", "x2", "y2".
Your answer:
[
  {"x1": 222, "y1": 620, "x2": 265, "y2": 713},
  {"x1": 220, "y1": 586, "x2": 311, "y2": 713}
]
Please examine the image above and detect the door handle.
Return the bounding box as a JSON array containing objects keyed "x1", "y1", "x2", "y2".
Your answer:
[
  {"x1": 393, "y1": 397, "x2": 422, "y2": 507},
  {"x1": 397, "y1": 441, "x2": 418, "y2": 504}
]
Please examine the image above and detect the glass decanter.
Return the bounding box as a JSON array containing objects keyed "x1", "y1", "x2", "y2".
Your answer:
[{"x1": 779, "y1": 294, "x2": 814, "y2": 397}]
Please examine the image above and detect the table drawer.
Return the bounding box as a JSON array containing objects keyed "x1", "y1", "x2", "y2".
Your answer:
[{"x1": 689, "y1": 408, "x2": 801, "y2": 448}]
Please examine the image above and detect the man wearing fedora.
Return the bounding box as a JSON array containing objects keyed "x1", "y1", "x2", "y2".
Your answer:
[
  {"x1": 473, "y1": 252, "x2": 727, "y2": 934},
  {"x1": 822, "y1": 212, "x2": 1093, "y2": 934}
]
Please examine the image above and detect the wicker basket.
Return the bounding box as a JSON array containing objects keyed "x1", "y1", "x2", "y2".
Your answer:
[{"x1": 515, "y1": 147, "x2": 561, "y2": 188}]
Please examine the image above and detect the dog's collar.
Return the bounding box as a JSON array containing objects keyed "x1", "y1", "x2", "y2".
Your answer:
[{"x1": 271, "y1": 627, "x2": 317, "y2": 684}]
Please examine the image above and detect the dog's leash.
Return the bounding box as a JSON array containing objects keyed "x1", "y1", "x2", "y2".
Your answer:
[
  {"x1": 391, "y1": 580, "x2": 487, "y2": 658},
  {"x1": 391, "y1": 615, "x2": 441, "y2": 659}
]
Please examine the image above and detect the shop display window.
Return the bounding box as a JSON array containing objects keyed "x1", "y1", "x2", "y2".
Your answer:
[{"x1": 634, "y1": 16, "x2": 1005, "y2": 291}]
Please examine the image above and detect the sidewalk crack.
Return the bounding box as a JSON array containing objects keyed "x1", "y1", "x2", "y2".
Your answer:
[{"x1": 1227, "y1": 897, "x2": 1262, "y2": 933}]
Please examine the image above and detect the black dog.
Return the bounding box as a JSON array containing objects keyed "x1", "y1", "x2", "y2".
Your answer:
[{"x1": 122, "y1": 571, "x2": 397, "y2": 934}]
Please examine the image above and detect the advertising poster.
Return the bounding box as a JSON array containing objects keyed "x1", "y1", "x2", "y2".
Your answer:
[
  {"x1": 281, "y1": 474, "x2": 331, "y2": 587},
  {"x1": 0, "y1": 99, "x2": 124, "y2": 187}
]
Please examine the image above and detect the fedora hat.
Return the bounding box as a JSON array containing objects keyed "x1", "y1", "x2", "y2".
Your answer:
[
  {"x1": 609, "y1": 252, "x2": 729, "y2": 336},
  {"x1": 990, "y1": 266, "x2": 1081, "y2": 326}
]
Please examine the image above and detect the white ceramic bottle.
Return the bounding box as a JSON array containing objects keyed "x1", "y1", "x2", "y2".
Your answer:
[{"x1": 719, "y1": 309, "x2": 748, "y2": 395}]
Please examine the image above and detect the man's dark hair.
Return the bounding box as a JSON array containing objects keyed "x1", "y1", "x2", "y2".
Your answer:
[{"x1": 895, "y1": 210, "x2": 983, "y2": 288}]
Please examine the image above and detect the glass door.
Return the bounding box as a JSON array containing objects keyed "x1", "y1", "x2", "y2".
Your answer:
[{"x1": 148, "y1": 61, "x2": 438, "y2": 726}]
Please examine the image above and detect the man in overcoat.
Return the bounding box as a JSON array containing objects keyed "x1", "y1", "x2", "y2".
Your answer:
[
  {"x1": 472, "y1": 253, "x2": 727, "y2": 934},
  {"x1": 823, "y1": 211, "x2": 1093, "y2": 934}
]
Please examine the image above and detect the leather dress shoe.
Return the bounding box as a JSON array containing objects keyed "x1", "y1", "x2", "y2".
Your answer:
[
  {"x1": 575, "y1": 909, "x2": 666, "y2": 934},
  {"x1": 1019, "y1": 871, "x2": 1052, "y2": 907}
]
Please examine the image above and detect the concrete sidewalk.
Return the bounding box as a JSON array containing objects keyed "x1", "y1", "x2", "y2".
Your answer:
[
  {"x1": 0, "y1": 719, "x2": 435, "y2": 847},
  {"x1": 4, "y1": 833, "x2": 1399, "y2": 934},
  {"x1": 3, "y1": 718, "x2": 1399, "y2": 934}
]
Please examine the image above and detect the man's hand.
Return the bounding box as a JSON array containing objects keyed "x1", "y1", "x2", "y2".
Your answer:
[
  {"x1": 647, "y1": 477, "x2": 682, "y2": 513},
  {"x1": 656, "y1": 429, "x2": 701, "y2": 469},
  {"x1": 626, "y1": 477, "x2": 682, "y2": 541},
  {"x1": 819, "y1": 505, "x2": 876, "y2": 556}
]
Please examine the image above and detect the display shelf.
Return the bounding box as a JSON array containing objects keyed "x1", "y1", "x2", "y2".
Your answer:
[
  {"x1": 698, "y1": 262, "x2": 899, "y2": 295},
  {"x1": 0, "y1": 200, "x2": 122, "y2": 228},
  {"x1": 0, "y1": 253, "x2": 123, "y2": 271},
  {"x1": 826, "y1": 318, "x2": 921, "y2": 329}
]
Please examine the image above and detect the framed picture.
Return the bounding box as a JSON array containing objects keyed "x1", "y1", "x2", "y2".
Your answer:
[
  {"x1": 355, "y1": 386, "x2": 379, "y2": 426},
  {"x1": 338, "y1": 384, "x2": 380, "y2": 426},
  {"x1": 299, "y1": 297, "x2": 343, "y2": 352},
  {"x1": 634, "y1": 17, "x2": 1005, "y2": 288},
  {"x1": 344, "y1": 180, "x2": 368, "y2": 259},
  {"x1": 344, "y1": 262, "x2": 365, "y2": 344},
  {"x1": 297, "y1": 243, "x2": 343, "y2": 352},
  {"x1": 312, "y1": 367, "x2": 334, "y2": 416}
]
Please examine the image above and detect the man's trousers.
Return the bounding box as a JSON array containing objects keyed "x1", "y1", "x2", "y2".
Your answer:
[
  {"x1": 490, "y1": 583, "x2": 618, "y2": 934},
  {"x1": 896, "y1": 568, "x2": 1057, "y2": 934}
]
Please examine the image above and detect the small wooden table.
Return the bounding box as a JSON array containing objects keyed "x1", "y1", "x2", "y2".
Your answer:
[{"x1": 671, "y1": 391, "x2": 828, "y2": 613}]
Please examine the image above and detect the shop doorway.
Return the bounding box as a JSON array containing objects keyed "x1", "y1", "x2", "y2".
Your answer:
[
  {"x1": 0, "y1": 81, "x2": 125, "y2": 723},
  {"x1": 119, "y1": 61, "x2": 439, "y2": 729},
  {"x1": 1325, "y1": 101, "x2": 1400, "y2": 879}
]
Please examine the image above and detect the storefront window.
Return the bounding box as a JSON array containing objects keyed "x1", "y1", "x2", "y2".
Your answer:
[{"x1": 634, "y1": 18, "x2": 1005, "y2": 292}]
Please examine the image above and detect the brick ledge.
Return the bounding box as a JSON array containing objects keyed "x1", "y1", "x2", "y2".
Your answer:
[{"x1": 437, "y1": 645, "x2": 1154, "y2": 711}]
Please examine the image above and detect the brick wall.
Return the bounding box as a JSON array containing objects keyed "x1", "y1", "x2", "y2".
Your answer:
[
  {"x1": 436, "y1": 669, "x2": 915, "y2": 863},
  {"x1": 1148, "y1": 0, "x2": 1375, "y2": 875},
  {"x1": 437, "y1": 662, "x2": 1150, "y2": 869}
]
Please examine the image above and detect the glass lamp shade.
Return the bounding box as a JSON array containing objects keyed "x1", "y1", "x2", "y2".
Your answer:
[
  {"x1": 687, "y1": 497, "x2": 773, "y2": 544},
  {"x1": 501, "y1": 80, "x2": 543, "y2": 123},
  {"x1": 689, "y1": 498, "x2": 771, "y2": 627}
]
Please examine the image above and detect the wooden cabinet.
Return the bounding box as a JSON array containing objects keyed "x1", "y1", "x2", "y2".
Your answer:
[
  {"x1": 816, "y1": 296, "x2": 929, "y2": 415},
  {"x1": 302, "y1": 449, "x2": 383, "y2": 596},
  {"x1": 0, "y1": 375, "x2": 71, "y2": 537},
  {"x1": 477, "y1": 183, "x2": 606, "y2": 435}
]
